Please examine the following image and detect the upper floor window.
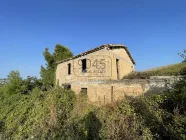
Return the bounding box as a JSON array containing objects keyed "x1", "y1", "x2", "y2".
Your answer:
[
  {"x1": 68, "y1": 63, "x2": 71, "y2": 75},
  {"x1": 82, "y1": 59, "x2": 87, "y2": 73}
]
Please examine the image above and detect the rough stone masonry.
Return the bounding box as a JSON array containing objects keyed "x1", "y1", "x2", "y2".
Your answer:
[{"x1": 56, "y1": 44, "x2": 177, "y2": 105}]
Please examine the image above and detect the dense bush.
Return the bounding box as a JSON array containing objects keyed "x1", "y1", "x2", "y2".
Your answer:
[
  {"x1": 19, "y1": 76, "x2": 43, "y2": 94},
  {"x1": 53, "y1": 76, "x2": 186, "y2": 140},
  {"x1": 1, "y1": 71, "x2": 186, "y2": 139},
  {"x1": 129, "y1": 76, "x2": 186, "y2": 139},
  {"x1": 1, "y1": 71, "x2": 44, "y2": 95},
  {"x1": 1, "y1": 81, "x2": 186, "y2": 139},
  {"x1": 0, "y1": 87, "x2": 75, "y2": 139},
  {"x1": 50, "y1": 94, "x2": 153, "y2": 140}
]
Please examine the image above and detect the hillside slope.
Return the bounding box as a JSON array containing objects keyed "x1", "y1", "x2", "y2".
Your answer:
[
  {"x1": 124, "y1": 62, "x2": 186, "y2": 79},
  {"x1": 145, "y1": 62, "x2": 186, "y2": 73}
]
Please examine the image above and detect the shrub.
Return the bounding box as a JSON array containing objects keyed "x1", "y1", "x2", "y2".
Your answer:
[
  {"x1": 161, "y1": 76, "x2": 186, "y2": 114},
  {"x1": 130, "y1": 75, "x2": 186, "y2": 139},
  {"x1": 56, "y1": 97, "x2": 153, "y2": 140},
  {"x1": 1, "y1": 71, "x2": 186, "y2": 139},
  {"x1": 180, "y1": 67, "x2": 186, "y2": 75},
  {"x1": 124, "y1": 72, "x2": 151, "y2": 79},
  {"x1": 20, "y1": 76, "x2": 43, "y2": 94}
]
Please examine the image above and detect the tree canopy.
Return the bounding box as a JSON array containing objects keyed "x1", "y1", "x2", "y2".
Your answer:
[{"x1": 40, "y1": 44, "x2": 73, "y2": 87}]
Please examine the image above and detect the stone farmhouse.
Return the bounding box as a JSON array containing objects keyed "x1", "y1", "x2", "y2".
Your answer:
[
  {"x1": 56, "y1": 44, "x2": 142, "y2": 105},
  {"x1": 56, "y1": 44, "x2": 177, "y2": 105},
  {"x1": 56, "y1": 44, "x2": 135, "y2": 84}
]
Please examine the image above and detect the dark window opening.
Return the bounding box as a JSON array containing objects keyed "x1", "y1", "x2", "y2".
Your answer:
[
  {"x1": 116, "y1": 59, "x2": 119, "y2": 80},
  {"x1": 82, "y1": 59, "x2": 87, "y2": 73},
  {"x1": 63, "y1": 84, "x2": 71, "y2": 90},
  {"x1": 68, "y1": 63, "x2": 71, "y2": 75},
  {"x1": 80, "y1": 88, "x2": 87, "y2": 95}
]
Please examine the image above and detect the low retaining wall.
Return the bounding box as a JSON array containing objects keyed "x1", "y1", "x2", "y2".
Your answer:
[{"x1": 71, "y1": 76, "x2": 181, "y2": 105}]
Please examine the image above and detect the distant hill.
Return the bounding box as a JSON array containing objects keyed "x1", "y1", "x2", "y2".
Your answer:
[
  {"x1": 124, "y1": 62, "x2": 186, "y2": 79},
  {"x1": 144, "y1": 62, "x2": 186, "y2": 74}
]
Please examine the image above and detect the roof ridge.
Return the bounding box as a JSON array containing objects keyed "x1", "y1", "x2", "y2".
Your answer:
[{"x1": 56, "y1": 44, "x2": 135, "y2": 64}]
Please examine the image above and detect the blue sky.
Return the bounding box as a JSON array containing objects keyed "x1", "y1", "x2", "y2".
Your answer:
[{"x1": 0, "y1": 0, "x2": 186, "y2": 78}]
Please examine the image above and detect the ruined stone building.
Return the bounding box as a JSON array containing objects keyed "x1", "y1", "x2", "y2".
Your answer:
[
  {"x1": 56, "y1": 44, "x2": 138, "y2": 105},
  {"x1": 56, "y1": 44, "x2": 135, "y2": 83},
  {"x1": 56, "y1": 44, "x2": 178, "y2": 105}
]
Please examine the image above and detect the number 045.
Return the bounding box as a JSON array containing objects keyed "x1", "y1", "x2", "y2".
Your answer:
[{"x1": 92, "y1": 59, "x2": 106, "y2": 69}]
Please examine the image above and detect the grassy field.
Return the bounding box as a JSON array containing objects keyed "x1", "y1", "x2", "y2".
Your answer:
[{"x1": 124, "y1": 62, "x2": 186, "y2": 79}]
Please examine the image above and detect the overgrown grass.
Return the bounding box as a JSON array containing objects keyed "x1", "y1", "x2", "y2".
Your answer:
[
  {"x1": 58, "y1": 94, "x2": 152, "y2": 140},
  {"x1": 0, "y1": 77, "x2": 186, "y2": 139},
  {"x1": 124, "y1": 62, "x2": 186, "y2": 79},
  {"x1": 0, "y1": 87, "x2": 75, "y2": 139},
  {"x1": 0, "y1": 87, "x2": 152, "y2": 140}
]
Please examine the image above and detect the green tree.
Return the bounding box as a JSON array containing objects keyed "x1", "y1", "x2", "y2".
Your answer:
[
  {"x1": 40, "y1": 44, "x2": 73, "y2": 87},
  {"x1": 20, "y1": 76, "x2": 43, "y2": 94},
  {"x1": 2, "y1": 70, "x2": 22, "y2": 95}
]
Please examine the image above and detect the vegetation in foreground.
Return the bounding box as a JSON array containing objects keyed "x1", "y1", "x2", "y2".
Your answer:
[
  {"x1": 0, "y1": 47, "x2": 185, "y2": 139},
  {"x1": 0, "y1": 71, "x2": 186, "y2": 140},
  {"x1": 124, "y1": 62, "x2": 186, "y2": 79}
]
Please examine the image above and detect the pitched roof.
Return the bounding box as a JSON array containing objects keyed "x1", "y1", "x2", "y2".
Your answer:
[{"x1": 56, "y1": 44, "x2": 135, "y2": 64}]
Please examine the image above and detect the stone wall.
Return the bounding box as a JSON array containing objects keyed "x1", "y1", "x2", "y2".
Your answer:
[
  {"x1": 71, "y1": 76, "x2": 180, "y2": 105},
  {"x1": 56, "y1": 48, "x2": 134, "y2": 86}
]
